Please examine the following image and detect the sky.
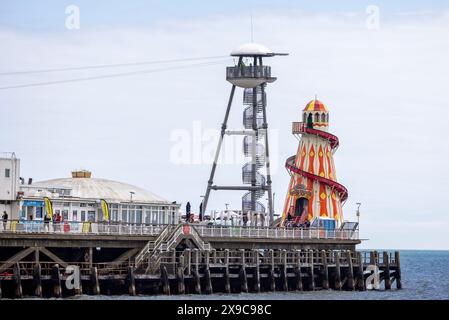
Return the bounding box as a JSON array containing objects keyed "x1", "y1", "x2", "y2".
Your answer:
[{"x1": 0, "y1": 1, "x2": 448, "y2": 250}]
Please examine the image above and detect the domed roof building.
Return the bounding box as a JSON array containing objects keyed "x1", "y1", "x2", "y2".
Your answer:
[{"x1": 18, "y1": 170, "x2": 180, "y2": 225}]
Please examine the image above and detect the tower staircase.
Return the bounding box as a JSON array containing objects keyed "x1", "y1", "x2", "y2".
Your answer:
[{"x1": 242, "y1": 86, "x2": 266, "y2": 215}]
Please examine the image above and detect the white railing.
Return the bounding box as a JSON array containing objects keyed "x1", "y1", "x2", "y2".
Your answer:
[{"x1": 0, "y1": 220, "x2": 358, "y2": 240}]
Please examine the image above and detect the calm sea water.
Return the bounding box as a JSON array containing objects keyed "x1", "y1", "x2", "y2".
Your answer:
[{"x1": 26, "y1": 250, "x2": 449, "y2": 300}]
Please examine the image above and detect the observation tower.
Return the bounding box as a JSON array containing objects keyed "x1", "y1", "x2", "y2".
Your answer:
[
  {"x1": 202, "y1": 43, "x2": 287, "y2": 226},
  {"x1": 281, "y1": 99, "x2": 348, "y2": 226}
]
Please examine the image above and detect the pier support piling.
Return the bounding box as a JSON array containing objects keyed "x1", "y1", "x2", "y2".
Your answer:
[
  {"x1": 160, "y1": 265, "x2": 171, "y2": 295},
  {"x1": 347, "y1": 250, "x2": 355, "y2": 291},
  {"x1": 383, "y1": 251, "x2": 391, "y2": 290},
  {"x1": 395, "y1": 251, "x2": 402, "y2": 289},
  {"x1": 52, "y1": 264, "x2": 62, "y2": 298},
  {"x1": 33, "y1": 263, "x2": 42, "y2": 297},
  {"x1": 13, "y1": 262, "x2": 22, "y2": 298},
  {"x1": 90, "y1": 267, "x2": 100, "y2": 295},
  {"x1": 127, "y1": 266, "x2": 136, "y2": 296},
  {"x1": 309, "y1": 250, "x2": 315, "y2": 291},
  {"x1": 224, "y1": 249, "x2": 231, "y2": 293},
  {"x1": 321, "y1": 250, "x2": 329, "y2": 290},
  {"x1": 253, "y1": 249, "x2": 260, "y2": 293},
  {"x1": 334, "y1": 251, "x2": 342, "y2": 290}
]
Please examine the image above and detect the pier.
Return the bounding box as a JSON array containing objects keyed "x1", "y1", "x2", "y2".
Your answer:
[{"x1": 0, "y1": 222, "x2": 400, "y2": 298}]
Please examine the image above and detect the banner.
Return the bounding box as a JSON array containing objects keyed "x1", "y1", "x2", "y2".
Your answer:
[
  {"x1": 101, "y1": 199, "x2": 109, "y2": 221},
  {"x1": 44, "y1": 197, "x2": 53, "y2": 219}
]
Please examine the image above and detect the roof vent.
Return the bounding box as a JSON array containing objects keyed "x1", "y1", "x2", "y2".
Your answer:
[{"x1": 71, "y1": 170, "x2": 92, "y2": 178}]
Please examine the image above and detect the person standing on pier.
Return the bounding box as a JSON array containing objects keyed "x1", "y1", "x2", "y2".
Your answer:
[
  {"x1": 186, "y1": 202, "x2": 191, "y2": 223},
  {"x1": 2, "y1": 211, "x2": 8, "y2": 230}
]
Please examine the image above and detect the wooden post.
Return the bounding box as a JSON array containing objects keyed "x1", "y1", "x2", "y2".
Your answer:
[
  {"x1": 204, "y1": 266, "x2": 213, "y2": 294},
  {"x1": 394, "y1": 251, "x2": 402, "y2": 289},
  {"x1": 88, "y1": 247, "x2": 93, "y2": 269},
  {"x1": 193, "y1": 268, "x2": 201, "y2": 294},
  {"x1": 309, "y1": 250, "x2": 315, "y2": 291},
  {"x1": 240, "y1": 250, "x2": 248, "y2": 293},
  {"x1": 127, "y1": 266, "x2": 136, "y2": 296},
  {"x1": 334, "y1": 251, "x2": 342, "y2": 290},
  {"x1": 383, "y1": 251, "x2": 391, "y2": 290},
  {"x1": 52, "y1": 264, "x2": 62, "y2": 298},
  {"x1": 269, "y1": 249, "x2": 276, "y2": 292},
  {"x1": 253, "y1": 249, "x2": 260, "y2": 293},
  {"x1": 13, "y1": 262, "x2": 23, "y2": 298},
  {"x1": 185, "y1": 249, "x2": 191, "y2": 275},
  {"x1": 295, "y1": 250, "x2": 303, "y2": 291},
  {"x1": 90, "y1": 266, "x2": 100, "y2": 295},
  {"x1": 356, "y1": 251, "x2": 366, "y2": 291},
  {"x1": 280, "y1": 250, "x2": 288, "y2": 291},
  {"x1": 33, "y1": 263, "x2": 42, "y2": 297},
  {"x1": 177, "y1": 266, "x2": 185, "y2": 294},
  {"x1": 347, "y1": 250, "x2": 355, "y2": 291},
  {"x1": 160, "y1": 265, "x2": 171, "y2": 295},
  {"x1": 224, "y1": 249, "x2": 231, "y2": 293},
  {"x1": 321, "y1": 250, "x2": 329, "y2": 290}
]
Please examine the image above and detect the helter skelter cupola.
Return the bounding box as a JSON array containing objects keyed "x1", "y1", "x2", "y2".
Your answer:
[{"x1": 202, "y1": 43, "x2": 288, "y2": 226}]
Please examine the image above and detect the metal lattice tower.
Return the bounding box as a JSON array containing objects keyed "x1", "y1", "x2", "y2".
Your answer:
[{"x1": 202, "y1": 43, "x2": 287, "y2": 226}]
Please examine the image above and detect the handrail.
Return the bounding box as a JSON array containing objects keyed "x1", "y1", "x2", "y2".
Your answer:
[{"x1": 0, "y1": 220, "x2": 358, "y2": 240}]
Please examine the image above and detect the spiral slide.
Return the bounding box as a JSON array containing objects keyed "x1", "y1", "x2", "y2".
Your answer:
[{"x1": 286, "y1": 124, "x2": 348, "y2": 202}]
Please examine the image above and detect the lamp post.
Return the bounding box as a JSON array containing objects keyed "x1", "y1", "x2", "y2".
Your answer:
[
  {"x1": 356, "y1": 202, "x2": 361, "y2": 228},
  {"x1": 129, "y1": 191, "x2": 135, "y2": 203}
]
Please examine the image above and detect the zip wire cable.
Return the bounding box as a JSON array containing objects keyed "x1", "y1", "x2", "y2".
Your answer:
[
  {"x1": 0, "y1": 55, "x2": 228, "y2": 76},
  {"x1": 0, "y1": 59, "x2": 230, "y2": 90}
]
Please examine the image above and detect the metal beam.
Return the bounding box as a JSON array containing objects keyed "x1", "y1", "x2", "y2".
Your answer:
[
  {"x1": 108, "y1": 248, "x2": 140, "y2": 267},
  {"x1": 212, "y1": 185, "x2": 269, "y2": 191}
]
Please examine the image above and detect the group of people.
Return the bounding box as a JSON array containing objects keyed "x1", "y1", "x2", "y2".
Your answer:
[{"x1": 285, "y1": 213, "x2": 310, "y2": 229}]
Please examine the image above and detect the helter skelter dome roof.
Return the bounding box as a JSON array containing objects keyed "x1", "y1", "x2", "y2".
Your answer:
[
  {"x1": 31, "y1": 172, "x2": 170, "y2": 204},
  {"x1": 303, "y1": 99, "x2": 328, "y2": 112},
  {"x1": 230, "y1": 42, "x2": 275, "y2": 57}
]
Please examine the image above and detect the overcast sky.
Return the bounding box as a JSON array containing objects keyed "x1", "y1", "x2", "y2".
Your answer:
[{"x1": 1, "y1": 1, "x2": 448, "y2": 250}]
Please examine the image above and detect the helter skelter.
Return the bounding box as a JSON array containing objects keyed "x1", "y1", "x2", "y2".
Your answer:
[{"x1": 281, "y1": 99, "x2": 348, "y2": 227}]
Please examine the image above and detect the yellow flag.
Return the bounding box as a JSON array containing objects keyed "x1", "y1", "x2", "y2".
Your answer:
[
  {"x1": 101, "y1": 199, "x2": 109, "y2": 221},
  {"x1": 44, "y1": 197, "x2": 53, "y2": 219}
]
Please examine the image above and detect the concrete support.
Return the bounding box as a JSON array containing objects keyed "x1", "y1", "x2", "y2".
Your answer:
[{"x1": 224, "y1": 249, "x2": 230, "y2": 293}]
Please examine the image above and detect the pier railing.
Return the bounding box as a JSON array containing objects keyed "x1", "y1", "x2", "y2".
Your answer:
[{"x1": 0, "y1": 220, "x2": 358, "y2": 240}]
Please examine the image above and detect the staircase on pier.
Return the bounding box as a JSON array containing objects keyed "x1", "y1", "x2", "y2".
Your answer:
[{"x1": 134, "y1": 224, "x2": 211, "y2": 274}]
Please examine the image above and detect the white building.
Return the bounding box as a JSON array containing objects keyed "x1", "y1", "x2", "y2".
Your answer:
[{"x1": 1, "y1": 153, "x2": 181, "y2": 225}]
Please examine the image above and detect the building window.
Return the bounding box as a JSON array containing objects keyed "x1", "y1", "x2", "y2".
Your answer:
[
  {"x1": 63, "y1": 202, "x2": 70, "y2": 207},
  {"x1": 122, "y1": 208, "x2": 128, "y2": 223},
  {"x1": 314, "y1": 113, "x2": 320, "y2": 122},
  {"x1": 87, "y1": 211, "x2": 96, "y2": 222},
  {"x1": 303, "y1": 113, "x2": 307, "y2": 122},
  {"x1": 81, "y1": 211, "x2": 86, "y2": 221},
  {"x1": 145, "y1": 210, "x2": 151, "y2": 224},
  {"x1": 112, "y1": 209, "x2": 118, "y2": 222},
  {"x1": 80, "y1": 203, "x2": 86, "y2": 207},
  {"x1": 5, "y1": 168, "x2": 10, "y2": 178},
  {"x1": 62, "y1": 210, "x2": 69, "y2": 220},
  {"x1": 136, "y1": 207, "x2": 143, "y2": 224},
  {"x1": 73, "y1": 210, "x2": 78, "y2": 221}
]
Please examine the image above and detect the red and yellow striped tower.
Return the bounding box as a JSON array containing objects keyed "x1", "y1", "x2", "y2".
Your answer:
[{"x1": 281, "y1": 99, "x2": 348, "y2": 226}]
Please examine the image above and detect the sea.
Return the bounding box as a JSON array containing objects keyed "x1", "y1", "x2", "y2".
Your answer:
[{"x1": 65, "y1": 250, "x2": 449, "y2": 300}]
